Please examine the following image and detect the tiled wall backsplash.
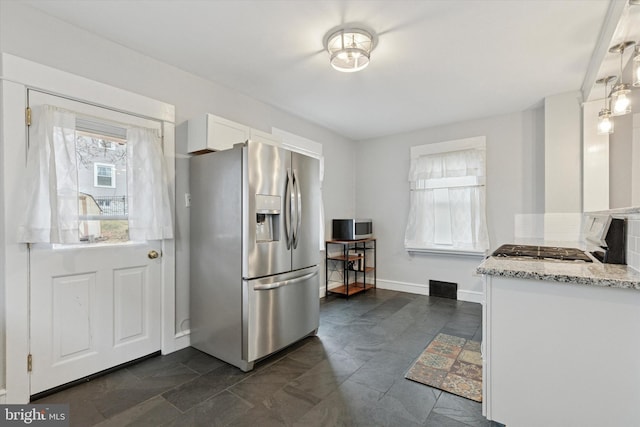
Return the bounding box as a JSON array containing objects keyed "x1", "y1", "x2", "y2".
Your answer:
[{"x1": 627, "y1": 218, "x2": 640, "y2": 272}]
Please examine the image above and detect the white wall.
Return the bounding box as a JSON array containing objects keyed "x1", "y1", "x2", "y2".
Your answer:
[
  {"x1": 355, "y1": 108, "x2": 545, "y2": 298},
  {"x1": 0, "y1": 1, "x2": 356, "y2": 387},
  {"x1": 543, "y1": 91, "x2": 584, "y2": 243},
  {"x1": 544, "y1": 91, "x2": 583, "y2": 213},
  {"x1": 608, "y1": 56, "x2": 640, "y2": 209},
  {"x1": 634, "y1": 114, "x2": 640, "y2": 207},
  {"x1": 582, "y1": 100, "x2": 610, "y2": 212},
  {"x1": 583, "y1": 56, "x2": 639, "y2": 211},
  {"x1": 608, "y1": 63, "x2": 640, "y2": 209},
  {"x1": 0, "y1": 37, "x2": 5, "y2": 393},
  {"x1": 610, "y1": 112, "x2": 633, "y2": 208}
]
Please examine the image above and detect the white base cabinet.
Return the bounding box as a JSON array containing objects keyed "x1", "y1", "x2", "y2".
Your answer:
[
  {"x1": 187, "y1": 113, "x2": 281, "y2": 153},
  {"x1": 483, "y1": 276, "x2": 640, "y2": 427}
]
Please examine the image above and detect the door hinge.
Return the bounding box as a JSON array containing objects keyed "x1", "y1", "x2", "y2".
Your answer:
[
  {"x1": 25, "y1": 107, "x2": 32, "y2": 126},
  {"x1": 27, "y1": 354, "x2": 33, "y2": 372}
]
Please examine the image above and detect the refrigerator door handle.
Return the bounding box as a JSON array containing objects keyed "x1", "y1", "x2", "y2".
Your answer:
[
  {"x1": 285, "y1": 168, "x2": 293, "y2": 249},
  {"x1": 293, "y1": 169, "x2": 302, "y2": 249},
  {"x1": 252, "y1": 270, "x2": 318, "y2": 290}
]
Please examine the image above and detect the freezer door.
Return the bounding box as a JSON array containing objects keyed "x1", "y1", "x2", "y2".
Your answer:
[
  {"x1": 243, "y1": 266, "x2": 319, "y2": 362},
  {"x1": 291, "y1": 152, "x2": 321, "y2": 270},
  {"x1": 244, "y1": 141, "x2": 292, "y2": 278}
]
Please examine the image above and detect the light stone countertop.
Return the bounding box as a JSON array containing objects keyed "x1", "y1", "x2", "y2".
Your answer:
[
  {"x1": 586, "y1": 206, "x2": 640, "y2": 217},
  {"x1": 476, "y1": 256, "x2": 640, "y2": 290}
]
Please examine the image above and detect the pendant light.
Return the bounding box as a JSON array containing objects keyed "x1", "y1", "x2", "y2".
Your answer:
[
  {"x1": 596, "y1": 76, "x2": 616, "y2": 135},
  {"x1": 609, "y1": 41, "x2": 635, "y2": 116}
]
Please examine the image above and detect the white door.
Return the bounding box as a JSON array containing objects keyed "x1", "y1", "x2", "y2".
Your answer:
[{"x1": 27, "y1": 90, "x2": 164, "y2": 395}]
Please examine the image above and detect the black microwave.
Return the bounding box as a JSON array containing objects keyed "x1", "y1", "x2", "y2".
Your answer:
[{"x1": 332, "y1": 219, "x2": 373, "y2": 240}]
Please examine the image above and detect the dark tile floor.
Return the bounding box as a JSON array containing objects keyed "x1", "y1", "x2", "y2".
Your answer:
[{"x1": 34, "y1": 289, "x2": 501, "y2": 426}]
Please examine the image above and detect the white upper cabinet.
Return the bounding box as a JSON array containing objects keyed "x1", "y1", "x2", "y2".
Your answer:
[
  {"x1": 187, "y1": 113, "x2": 282, "y2": 153},
  {"x1": 249, "y1": 127, "x2": 282, "y2": 146},
  {"x1": 188, "y1": 114, "x2": 250, "y2": 153}
]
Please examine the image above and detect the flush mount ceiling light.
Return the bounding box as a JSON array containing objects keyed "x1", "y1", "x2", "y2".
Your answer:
[
  {"x1": 596, "y1": 76, "x2": 616, "y2": 135},
  {"x1": 609, "y1": 41, "x2": 635, "y2": 116},
  {"x1": 324, "y1": 27, "x2": 375, "y2": 72}
]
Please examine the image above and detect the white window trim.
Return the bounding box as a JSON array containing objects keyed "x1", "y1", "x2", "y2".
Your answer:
[
  {"x1": 94, "y1": 162, "x2": 116, "y2": 188},
  {"x1": 410, "y1": 136, "x2": 485, "y2": 157},
  {"x1": 405, "y1": 246, "x2": 487, "y2": 257},
  {"x1": 406, "y1": 136, "x2": 488, "y2": 257}
]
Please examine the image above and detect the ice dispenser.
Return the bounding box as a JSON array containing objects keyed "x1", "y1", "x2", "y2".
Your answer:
[{"x1": 255, "y1": 194, "x2": 280, "y2": 242}]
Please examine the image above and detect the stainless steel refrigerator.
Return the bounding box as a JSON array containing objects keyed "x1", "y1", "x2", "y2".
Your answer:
[{"x1": 190, "y1": 140, "x2": 320, "y2": 371}]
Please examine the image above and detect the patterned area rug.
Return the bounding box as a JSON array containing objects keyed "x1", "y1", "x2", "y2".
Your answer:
[{"x1": 405, "y1": 333, "x2": 482, "y2": 402}]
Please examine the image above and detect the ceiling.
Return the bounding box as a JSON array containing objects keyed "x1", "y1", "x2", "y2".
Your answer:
[{"x1": 23, "y1": 0, "x2": 613, "y2": 141}]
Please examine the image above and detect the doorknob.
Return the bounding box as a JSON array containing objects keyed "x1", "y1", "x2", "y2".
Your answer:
[{"x1": 148, "y1": 250, "x2": 160, "y2": 259}]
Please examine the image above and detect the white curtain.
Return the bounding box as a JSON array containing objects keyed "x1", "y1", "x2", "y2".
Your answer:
[
  {"x1": 18, "y1": 106, "x2": 80, "y2": 243},
  {"x1": 408, "y1": 148, "x2": 484, "y2": 181},
  {"x1": 405, "y1": 148, "x2": 488, "y2": 250},
  {"x1": 126, "y1": 126, "x2": 174, "y2": 241},
  {"x1": 18, "y1": 106, "x2": 173, "y2": 243}
]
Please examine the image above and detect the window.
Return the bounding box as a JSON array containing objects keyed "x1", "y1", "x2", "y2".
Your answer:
[
  {"x1": 94, "y1": 163, "x2": 116, "y2": 188},
  {"x1": 78, "y1": 132, "x2": 128, "y2": 243},
  {"x1": 404, "y1": 136, "x2": 489, "y2": 255},
  {"x1": 19, "y1": 103, "x2": 172, "y2": 245}
]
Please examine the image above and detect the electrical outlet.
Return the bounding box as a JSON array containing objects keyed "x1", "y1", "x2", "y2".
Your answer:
[{"x1": 185, "y1": 193, "x2": 191, "y2": 208}]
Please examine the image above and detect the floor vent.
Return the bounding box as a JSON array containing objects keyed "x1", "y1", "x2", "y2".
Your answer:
[{"x1": 429, "y1": 280, "x2": 457, "y2": 300}]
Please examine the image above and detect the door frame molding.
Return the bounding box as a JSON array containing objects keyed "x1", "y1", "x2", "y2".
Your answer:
[{"x1": 1, "y1": 53, "x2": 177, "y2": 403}]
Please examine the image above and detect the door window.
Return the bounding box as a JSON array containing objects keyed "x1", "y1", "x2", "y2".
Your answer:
[
  {"x1": 20, "y1": 91, "x2": 172, "y2": 246},
  {"x1": 77, "y1": 130, "x2": 129, "y2": 243}
]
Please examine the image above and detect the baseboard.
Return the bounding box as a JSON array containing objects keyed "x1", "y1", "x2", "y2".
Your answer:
[
  {"x1": 377, "y1": 279, "x2": 483, "y2": 304},
  {"x1": 458, "y1": 290, "x2": 483, "y2": 304},
  {"x1": 173, "y1": 330, "x2": 191, "y2": 351},
  {"x1": 319, "y1": 282, "x2": 348, "y2": 298},
  {"x1": 0, "y1": 389, "x2": 6, "y2": 404},
  {"x1": 377, "y1": 279, "x2": 429, "y2": 296}
]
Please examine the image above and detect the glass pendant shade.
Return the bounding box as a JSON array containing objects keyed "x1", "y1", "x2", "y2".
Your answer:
[
  {"x1": 608, "y1": 41, "x2": 635, "y2": 116},
  {"x1": 611, "y1": 83, "x2": 632, "y2": 116},
  {"x1": 595, "y1": 76, "x2": 616, "y2": 135},
  {"x1": 326, "y1": 29, "x2": 373, "y2": 72},
  {"x1": 597, "y1": 108, "x2": 614, "y2": 135}
]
